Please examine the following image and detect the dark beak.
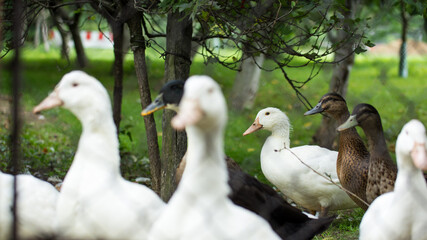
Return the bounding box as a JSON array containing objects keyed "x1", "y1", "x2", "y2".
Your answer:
[
  {"x1": 141, "y1": 94, "x2": 166, "y2": 116},
  {"x1": 304, "y1": 102, "x2": 324, "y2": 116}
]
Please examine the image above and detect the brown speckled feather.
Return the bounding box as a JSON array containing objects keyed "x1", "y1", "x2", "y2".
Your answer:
[
  {"x1": 346, "y1": 104, "x2": 398, "y2": 203},
  {"x1": 305, "y1": 93, "x2": 370, "y2": 210},
  {"x1": 337, "y1": 128, "x2": 370, "y2": 210},
  {"x1": 365, "y1": 157, "x2": 397, "y2": 203}
]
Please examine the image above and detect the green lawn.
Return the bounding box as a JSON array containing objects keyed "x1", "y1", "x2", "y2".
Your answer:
[{"x1": 0, "y1": 46, "x2": 426, "y2": 239}]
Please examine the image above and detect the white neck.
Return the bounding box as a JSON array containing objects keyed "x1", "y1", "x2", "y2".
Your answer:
[
  {"x1": 394, "y1": 151, "x2": 427, "y2": 194},
  {"x1": 269, "y1": 121, "x2": 291, "y2": 149},
  {"x1": 71, "y1": 109, "x2": 121, "y2": 177},
  {"x1": 179, "y1": 125, "x2": 229, "y2": 199}
]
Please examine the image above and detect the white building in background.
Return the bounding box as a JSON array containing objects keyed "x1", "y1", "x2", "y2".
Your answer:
[{"x1": 48, "y1": 29, "x2": 114, "y2": 49}]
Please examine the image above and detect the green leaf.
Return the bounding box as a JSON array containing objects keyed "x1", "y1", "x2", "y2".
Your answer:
[
  {"x1": 354, "y1": 46, "x2": 367, "y2": 54},
  {"x1": 365, "y1": 40, "x2": 375, "y2": 48}
]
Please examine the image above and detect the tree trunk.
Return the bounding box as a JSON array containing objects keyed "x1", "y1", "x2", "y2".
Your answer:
[
  {"x1": 161, "y1": 11, "x2": 192, "y2": 202},
  {"x1": 311, "y1": 0, "x2": 358, "y2": 150},
  {"x1": 34, "y1": 9, "x2": 49, "y2": 51},
  {"x1": 399, "y1": 0, "x2": 408, "y2": 78},
  {"x1": 69, "y1": 10, "x2": 87, "y2": 69},
  {"x1": 10, "y1": 0, "x2": 24, "y2": 238},
  {"x1": 111, "y1": 23, "x2": 124, "y2": 134},
  {"x1": 230, "y1": 50, "x2": 265, "y2": 111},
  {"x1": 127, "y1": 14, "x2": 161, "y2": 195},
  {"x1": 51, "y1": 6, "x2": 87, "y2": 67},
  {"x1": 50, "y1": 9, "x2": 70, "y2": 61}
]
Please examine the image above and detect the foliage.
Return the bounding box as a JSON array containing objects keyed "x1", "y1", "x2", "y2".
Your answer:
[
  {"x1": 0, "y1": 122, "x2": 75, "y2": 180},
  {"x1": 1, "y1": 0, "x2": 376, "y2": 108}
]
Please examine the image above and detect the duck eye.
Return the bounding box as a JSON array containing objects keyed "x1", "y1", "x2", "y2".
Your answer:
[
  {"x1": 208, "y1": 87, "x2": 214, "y2": 94},
  {"x1": 72, "y1": 82, "x2": 79, "y2": 87},
  {"x1": 265, "y1": 112, "x2": 270, "y2": 116}
]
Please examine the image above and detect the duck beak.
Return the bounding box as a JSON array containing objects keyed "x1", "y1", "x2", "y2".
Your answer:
[
  {"x1": 243, "y1": 118, "x2": 263, "y2": 136},
  {"x1": 33, "y1": 89, "x2": 63, "y2": 114},
  {"x1": 141, "y1": 94, "x2": 166, "y2": 116},
  {"x1": 304, "y1": 102, "x2": 324, "y2": 116},
  {"x1": 412, "y1": 142, "x2": 427, "y2": 171},
  {"x1": 171, "y1": 98, "x2": 203, "y2": 131},
  {"x1": 337, "y1": 115, "x2": 358, "y2": 131}
]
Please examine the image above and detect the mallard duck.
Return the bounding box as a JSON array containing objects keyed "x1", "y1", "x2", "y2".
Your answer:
[
  {"x1": 148, "y1": 75, "x2": 281, "y2": 240},
  {"x1": 304, "y1": 93, "x2": 370, "y2": 210},
  {"x1": 143, "y1": 80, "x2": 335, "y2": 239},
  {"x1": 337, "y1": 103, "x2": 397, "y2": 203},
  {"x1": 244, "y1": 107, "x2": 358, "y2": 216},
  {"x1": 33, "y1": 71, "x2": 165, "y2": 240},
  {"x1": 359, "y1": 119, "x2": 427, "y2": 240},
  {"x1": 0, "y1": 172, "x2": 58, "y2": 239}
]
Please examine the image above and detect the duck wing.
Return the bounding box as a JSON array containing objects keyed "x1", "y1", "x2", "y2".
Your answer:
[{"x1": 227, "y1": 166, "x2": 335, "y2": 239}]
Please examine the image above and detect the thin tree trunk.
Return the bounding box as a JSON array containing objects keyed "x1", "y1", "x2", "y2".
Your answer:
[
  {"x1": 161, "y1": 11, "x2": 192, "y2": 202},
  {"x1": 52, "y1": 6, "x2": 87, "y2": 67},
  {"x1": 50, "y1": 9, "x2": 70, "y2": 61},
  {"x1": 312, "y1": 0, "x2": 358, "y2": 150},
  {"x1": 127, "y1": 14, "x2": 161, "y2": 195},
  {"x1": 10, "y1": 0, "x2": 24, "y2": 237},
  {"x1": 230, "y1": 49, "x2": 265, "y2": 111},
  {"x1": 69, "y1": 10, "x2": 87, "y2": 68},
  {"x1": 34, "y1": 9, "x2": 49, "y2": 51},
  {"x1": 399, "y1": 0, "x2": 408, "y2": 78},
  {"x1": 111, "y1": 23, "x2": 124, "y2": 134}
]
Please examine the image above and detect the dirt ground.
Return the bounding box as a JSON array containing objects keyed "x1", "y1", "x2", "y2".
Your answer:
[
  {"x1": 0, "y1": 96, "x2": 42, "y2": 131},
  {"x1": 368, "y1": 39, "x2": 427, "y2": 56}
]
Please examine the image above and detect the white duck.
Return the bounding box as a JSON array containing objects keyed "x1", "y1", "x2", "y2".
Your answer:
[
  {"x1": 0, "y1": 172, "x2": 58, "y2": 240},
  {"x1": 148, "y1": 75, "x2": 280, "y2": 240},
  {"x1": 33, "y1": 70, "x2": 165, "y2": 240},
  {"x1": 359, "y1": 119, "x2": 427, "y2": 240},
  {"x1": 243, "y1": 107, "x2": 358, "y2": 216}
]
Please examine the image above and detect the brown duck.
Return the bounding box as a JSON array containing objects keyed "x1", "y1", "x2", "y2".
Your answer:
[
  {"x1": 337, "y1": 103, "x2": 397, "y2": 203},
  {"x1": 304, "y1": 93, "x2": 370, "y2": 210}
]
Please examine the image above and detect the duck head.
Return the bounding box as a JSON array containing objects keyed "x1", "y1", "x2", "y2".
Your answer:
[
  {"x1": 33, "y1": 71, "x2": 111, "y2": 123},
  {"x1": 337, "y1": 103, "x2": 381, "y2": 132},
  {"x1": 396, "y1": 120, "x2": 427, "y2": 171},
  {"x1": 141, "y1": 80, "x2": 184, "y2": 116},
  {"x1": 171, "y1": 76, "x2": 226, "y2": 132},
  {"x1": 304, "y1": 93, "x2": 348, "y2": 119},
  {"x1": 243, "y1": 107, "x2": 291, "y2": 136}
]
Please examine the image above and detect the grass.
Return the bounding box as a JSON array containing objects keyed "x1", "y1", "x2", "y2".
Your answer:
[{"x1": 0, "y1": 46, "x2": 426, "y2": 239}]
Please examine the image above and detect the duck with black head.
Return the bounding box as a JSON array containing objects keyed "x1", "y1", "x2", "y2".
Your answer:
[
  {"x1": 148, "y1": 75, "x2": 281, "y2": 240},
  {"x1": 142, "y1": 79, "x2": 336, "y2": 240}
]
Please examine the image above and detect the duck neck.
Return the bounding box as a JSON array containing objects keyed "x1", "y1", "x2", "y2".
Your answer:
[
  {"x1": 270, "y1": 121, "x2": 291, "y2": 149},
  {"x1": 394, "y1": 152, "x2": 427, "y2": 194},
  {"x1": 337, "y1": 111, "x2": 358, "y2": 143},
  {"x1": 364, "y1": 124, "x2": 390, "y2": 157},
  {"x1": 180, "y1": 125, "x2": 229, "y2": 199},
  {"x1": 337, "y1": 110, "x2": 370, "y2": 167},
  {"x1": 336, "y1": 110, "x2": 351, "y2": 125},
  {"x1": 72, "y1": 111, "x2": 121, "y2": 176}
]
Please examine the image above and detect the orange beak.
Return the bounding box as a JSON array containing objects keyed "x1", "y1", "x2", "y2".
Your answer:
[
  {"x1": 412, "y1": 142, "x2": 427, "y2": 171},
  {"x1": 33, "y1": 89, "x2": 63, "y2": 114},
  {"x1": 243, "y1": 118, "x2": 263, "y2": 136}
]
